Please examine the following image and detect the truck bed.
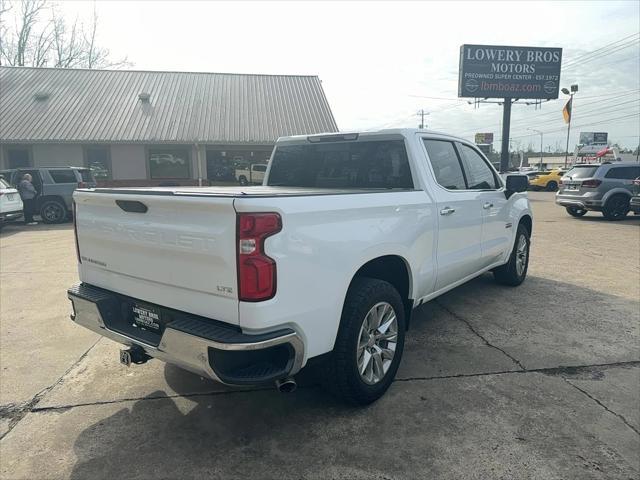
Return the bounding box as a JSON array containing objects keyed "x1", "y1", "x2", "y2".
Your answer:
[{"x1": 85, "y1": 186, "x2": 404, "y2": 197}]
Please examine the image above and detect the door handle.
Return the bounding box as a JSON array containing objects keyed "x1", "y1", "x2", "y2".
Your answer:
[
  {"x1": 483, "y1": 202, "x2": 494, "y2": 209},
  {"x1": 440, "y1": 207, "x2": 456, "y2": 215}
]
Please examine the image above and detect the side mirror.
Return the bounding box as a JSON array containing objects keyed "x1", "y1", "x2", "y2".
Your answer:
[{"x1": 505, "y1": 174, "x2": 528, "y2": 199}]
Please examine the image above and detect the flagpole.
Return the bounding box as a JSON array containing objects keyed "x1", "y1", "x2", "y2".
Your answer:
[
  {"x1": 563, "y1": 88, "x2": 577, "y2": 167},
  {"x1": 564, "y1": 93, "x2": 573, "y2": 168}
]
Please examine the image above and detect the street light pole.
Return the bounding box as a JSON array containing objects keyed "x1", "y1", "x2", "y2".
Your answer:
[{"x1": 528, "y1": 128, "x2": 543, "y2": 170}]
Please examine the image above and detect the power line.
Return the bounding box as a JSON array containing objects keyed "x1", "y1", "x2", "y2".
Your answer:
[
  {"x1": 562, "y1": 33, "x2": 640, "y2": 69},
  {"x1": 493, "y1": 113, "x2": 639, "y2": 143},
  {"x1": 452, "y1": 91, "x2": 639, "y2": 135}
]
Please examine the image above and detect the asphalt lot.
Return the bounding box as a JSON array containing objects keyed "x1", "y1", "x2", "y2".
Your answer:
[{"x1": 0, "y1": 191, "x2": 638, "y2": 479}]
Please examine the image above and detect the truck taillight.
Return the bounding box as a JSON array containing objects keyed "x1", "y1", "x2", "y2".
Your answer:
[
  {"x1": 582, "y1": 179, "x2": 602, "y2": 188},
  {"x1": 73, "y1": 201, "x2": 81, "y2": 263},
  {"x1": 236, "y1": 213, "x2": 281, "y2": 301},
  {"x1": 77, "y1": 182, "x2": 87, "y2": 189}
]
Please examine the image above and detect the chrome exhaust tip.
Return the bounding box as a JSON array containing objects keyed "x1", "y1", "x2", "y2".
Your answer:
[{"x1": 275, "y1": 377, "x2": 297, "y2": 393}]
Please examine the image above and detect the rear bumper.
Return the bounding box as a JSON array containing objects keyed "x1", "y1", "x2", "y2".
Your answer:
[
  {"x1": 0, "y1": 209, "x2": 23, "y2": 223},
  {"x1": 67, "y1": 283, "x2": 304, "y2": 385},
  {"x1": 630, "y1": 196, "x2": 640, "y2": 213},
  {"x1": 555, "y1": 193, "x2": 603, "y2": 211}
]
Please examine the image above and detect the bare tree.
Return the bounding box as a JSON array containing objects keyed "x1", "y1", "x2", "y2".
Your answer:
[
  {"x1": 0, "y1": 0, "x2": 48, "y2": 66},
  {"x1": 82, "y1": 4, "x2": 130, "y2": 69},
  {"x1": 0, "y1": 0, "x2": 130, "y2": 69},
  {"x1": 51, "y1": 9, "x2": 84, "y2": 68},
  {"x1": 0, "y1": 0, "x2": 11, "y2": 65}
]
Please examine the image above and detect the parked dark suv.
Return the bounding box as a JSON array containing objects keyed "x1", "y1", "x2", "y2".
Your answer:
[
  {"x1": 556, "y1": 162, "x2": 640, "y2": 220},
  {"x1": 0, "y1": 166, "x2": 96, "y2": 223}
]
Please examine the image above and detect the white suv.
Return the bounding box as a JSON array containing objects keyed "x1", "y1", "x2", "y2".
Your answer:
[{"x1": 0, "y1": 177, "x2": 23, "y2": 225}]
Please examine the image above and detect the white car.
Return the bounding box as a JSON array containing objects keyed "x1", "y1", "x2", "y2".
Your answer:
[
  {"x1": 0, "y1": 177, "x2": 23, "y2": 225},
  {"x1": 68, "y1": 129, "x2": 532, "y2": 405}
]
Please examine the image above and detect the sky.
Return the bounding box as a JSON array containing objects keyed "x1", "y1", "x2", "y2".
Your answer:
[{"x1": 52, "y1": 0, "x2": 640, "y2": 151}]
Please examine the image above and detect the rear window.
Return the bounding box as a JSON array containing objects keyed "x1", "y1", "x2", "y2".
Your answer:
[
  {"x1": 49, "y1": 169, "x2": 78, "y2": 183},
  {"x1": 565, "y1": 165, "x2": 599, "y2": 179},
  {"x1": 267, "y1": 140, "x2": 413, "y2": 189},
  {"x1": 79, "y1": 169, "x2": 95, "y2": 183},
  {"x1": 0, "y1": 178, "x2": 10, "y2": 188}
]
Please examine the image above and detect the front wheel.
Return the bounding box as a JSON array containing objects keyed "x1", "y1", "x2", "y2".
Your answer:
[
  {"x1": 566, "y1": 206, "x2": 587, "y2": 217},
  {"x1": 602, "y1": 194, "x2": 630, "y2": 221},
  {"x1": 40, "y1": 200, "x2": 67, "y2": 224},
  {"x1": 322, "y1": 278, "x2": 405, "y2": 405},
  {"x1": 546, "y1": 181, "x2": 558, "y2": 192},
  {"x1": 493, "y1": 224, "x2": 530, "y2": 286}
]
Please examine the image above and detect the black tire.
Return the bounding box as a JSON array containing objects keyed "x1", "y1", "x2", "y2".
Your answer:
[
  {"x1": 238, "y1": 176, "x2": 248, "y2": 186},
  {"x1": 546, "y1": 181, "x2": 558, "y2": 192},
  {"x1": 566, "y1": 206, "x2": 587, "y2": 217},
  {"x1": 322, "y1": 278, "x2": 406, "y2": 405},
  {"x1": 493, "y1": 223, "x2": 530, "y2": 286},
  {"x1": 40, "y1": 200, "x2": 67, "y2": 224},
  {"x1": 602, "y1": 194, "x2": 630, "y2": 221}
]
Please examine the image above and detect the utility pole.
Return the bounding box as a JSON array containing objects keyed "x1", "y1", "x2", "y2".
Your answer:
[
  {"x1": 417, "y1": 109, "x2": 429, "y2": 129},
  {"x1": 499, "y1": 98, "x2": 512, "y2": 173}
]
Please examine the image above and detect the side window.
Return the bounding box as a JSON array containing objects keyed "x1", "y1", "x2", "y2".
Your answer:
[
  {"x1": 49, "y1": 169, "x2": 78, "y2": 184},
  {"x1": 605, "y1": 167, "x2": 640, "y2": 180},
  {"x1": 253, "y1": 165, "x2": 267, "y2": 172},
  {"x1": 458, "y1": 144, "x2": 499, "y2": 189},
  {"x1": 423, "y1": 139, "x2": 466, "y2": 190}
]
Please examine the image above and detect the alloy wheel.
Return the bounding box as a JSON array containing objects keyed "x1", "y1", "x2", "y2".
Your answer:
[
  {"x1": 515, "y1": 234, "x2": 528, "y2": 277},
  {"x1": 357, "y1": 302, "x2": 398, "y2": 385},
  {"x1": 43, "y1": 203, "x2": 64, "y2": 222}
]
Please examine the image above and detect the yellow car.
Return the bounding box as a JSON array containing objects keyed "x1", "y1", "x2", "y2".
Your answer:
[{"x1": 528, "y1": 169, "x2": 566, "y2": 191}]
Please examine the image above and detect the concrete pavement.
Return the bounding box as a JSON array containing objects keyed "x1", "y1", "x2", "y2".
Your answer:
[{"x1": 0, "y1": 192, "x2": 638, "y2": 479}]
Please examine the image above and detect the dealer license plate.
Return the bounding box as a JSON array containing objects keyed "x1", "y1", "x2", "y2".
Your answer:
[{"x1": 132, "y1": 304, "x2": 162, "y2": 332}]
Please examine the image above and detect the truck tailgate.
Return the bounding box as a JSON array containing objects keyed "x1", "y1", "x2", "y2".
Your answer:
[{"x1": 74, "y1": 190, "x2": 239, "y2": 325}]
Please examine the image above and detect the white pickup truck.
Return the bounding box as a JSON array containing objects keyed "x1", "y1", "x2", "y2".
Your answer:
[
  {"x1": 236, "y1": 163, "x2": 267, "y2": 185},
  {"x1": 68, "y1": 129, "x2": 532, "y2": 405}
]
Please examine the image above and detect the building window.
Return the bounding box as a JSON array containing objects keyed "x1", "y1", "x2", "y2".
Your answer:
[
  {"x1": 148, "y1": 148, "x2": 190, "y2": 179},
  {"x1": 7, "y1": 147, "x2": 31, "y2": 168},
  {"x1": 85, "y1": 146, "x2": 111, "y2": 180}
]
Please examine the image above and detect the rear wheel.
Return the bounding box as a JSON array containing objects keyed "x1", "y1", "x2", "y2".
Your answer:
[
  {"x1": 238, "y1": 176, "x2": 248, "y2": 186},
  {"x1": 40, "y1": 200, "x2": 67, "y2": 224},
  {"x1": 493, "y1": 224, "x2": 530, "y2": 286},
  {"x1": 546, "y1": 181, "x2": 558, "y2": 192},
  {"x1": 322, "y1": 278, "x2": 405, "y2": 405},
  {"x1": 566, "y1": 206, "x2": 587, "y2": 217},
  {"x1": 602, "y1": 194, "x2": 630, "y2": 221}
]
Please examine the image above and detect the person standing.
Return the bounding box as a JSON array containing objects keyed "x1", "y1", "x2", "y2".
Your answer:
[{"x1": 18, "y1": 173, "x2": 38, "y2": 225}]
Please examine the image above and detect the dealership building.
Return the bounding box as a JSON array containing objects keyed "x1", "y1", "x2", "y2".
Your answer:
[{"x1": 0, "y1": 66, "x2": 338, "y2": 186}]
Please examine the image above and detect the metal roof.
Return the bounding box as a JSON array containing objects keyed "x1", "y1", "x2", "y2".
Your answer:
[{"x1": 0, "y1": 67, "x2": 338, "y2": 144}]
